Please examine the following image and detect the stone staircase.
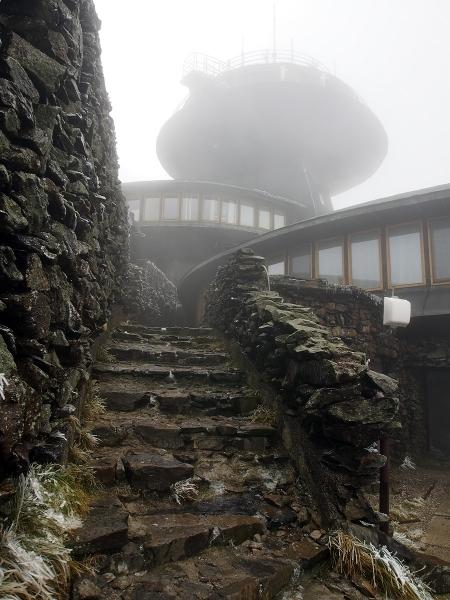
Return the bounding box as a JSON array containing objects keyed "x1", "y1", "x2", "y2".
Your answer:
[{"x1": 71, "y1": 323, "x2": 327, "y2": 599}]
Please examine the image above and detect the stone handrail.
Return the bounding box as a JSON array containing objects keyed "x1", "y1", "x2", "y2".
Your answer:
[{"x1": 205, "y1": 249, "x2": 399, "y2": 528}]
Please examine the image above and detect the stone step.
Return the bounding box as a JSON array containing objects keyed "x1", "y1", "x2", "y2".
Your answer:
[
  {"x1": 107, "y1": 341, "x2": 228, "y2": 367},
  {"x1": 91, "y1": 445, "x2": 295, "y2": 495},
  {"x1": 122, "y1": 450, "x2": 194, "y2": 491},
  {"x1": 73, "y1": 545, "x2": 297, "y2": 600},
  {"x1": 71, "y1": 494, "x2": 129, "y2": 557},
  {"x1": 117, "y1": 324, "x2": 214, "y2": 338},
  {"x1": 128, "y1": 512, "x2": 265, "y2": 567},
  {"x1": 97, "y1": 377, "x2": 258, "y2": 416},
  {"x1": 90, "y1": 416, "x2": 276, "y2": 452},
  {"x1": 113, "y1": 329, "x2": 217, "y2": 348},
  {"x1": 94, "y1": 362, "x2": 244, "y2": 385}
]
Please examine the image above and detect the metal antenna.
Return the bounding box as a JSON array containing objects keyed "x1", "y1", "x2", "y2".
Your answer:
[{"x1": 273, "y1": 2, "x2": 277, "y2": 58}]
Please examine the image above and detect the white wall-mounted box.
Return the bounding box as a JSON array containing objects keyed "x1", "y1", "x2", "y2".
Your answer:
[{"x1": 383, "y1": 297, "x2": 411, "y2": 327}]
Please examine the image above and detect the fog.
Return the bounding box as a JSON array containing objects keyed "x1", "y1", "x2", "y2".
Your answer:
[{"x1": 94, "y1": 0, "x2": 450, "y2": 209}]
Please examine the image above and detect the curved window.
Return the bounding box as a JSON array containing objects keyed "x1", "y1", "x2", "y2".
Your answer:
[
  {"x1": 143, "y1": 197, "x2": 160, "y2": 221},
  {"x1": 274, "y1": 213, "x2": 285, "y2": 229},
  {"x1": 182, "y1": 196, "x2": 199, "y2": 221},
  {"x1": 317, "y1": 239, "x2": 344, "y2": 284},
  {"x1": 258, "y1": 209, "x2": 271, "y2": 230},
  {"x1": 290, "y1": 246, "x2": 311, "y2": 278},
  {"x1": 240, "y1": 204, "x2": 255, "y2": 227},
  {"x1": 221, "y1": 200, "x2": 237, "y2": 224},
  {"x1": 350, "y1": 231, "x2": 381, "y2": 289},
  {"x1": 202, "y1": 197, "x2": 219, "y2": 221},
  {"x1": 430, "y1": 217, "x2": 450, "y2": 282},
  {"x1": 388, "y1": 223, "x2": 424, "y2": 286}
]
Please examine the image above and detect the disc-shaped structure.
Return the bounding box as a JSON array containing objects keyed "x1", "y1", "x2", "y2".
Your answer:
[{"x1": 157, "y1": 56, "x2": 388, "y2": 214}]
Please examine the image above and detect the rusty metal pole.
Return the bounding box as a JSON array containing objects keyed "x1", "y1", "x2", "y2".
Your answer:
[{"x1": 379, "y1": 433, "x2": 390, "y2": 534}]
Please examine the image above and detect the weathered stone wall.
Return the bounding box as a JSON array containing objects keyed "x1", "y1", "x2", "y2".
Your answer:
[
  {"x1": 0, "y1": 0, "x2": 128, "y2": 474},
  {"x1": 206, "y1": 249, "x2": 399, "y2": 528},
  {"x1": 271, "y1": 276, "x2": 450, "y2": 456},
  {"x1": 124, "y1": 260, "x2": 180, "y2": 326}
]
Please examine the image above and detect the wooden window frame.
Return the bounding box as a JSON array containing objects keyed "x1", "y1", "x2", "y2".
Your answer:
[
  {"x1": 220, "y1": 199, "x2": 238, "y2": 225},
  {"x1": 289, "y1": 244, "x2": 312, "y2": 278},
  {"x1": 315, "y1": 237, "x2": 345, "y2": 284},
  {"x1": 239, "y1": 201, "x2": 256, "y2": 228},
  {"x1": 427, "y1": 216, "x2": 450, "y2": 285},
  {"x1": 258, "y1": 207, "x2": 272, "y2": 231},
  {"x1": 273, "y1": 212, "x2": 286, "y2": 230},
  {"x1": 142, "y1": 195, "x2": 162, "y2": 222},
  {"x1": 348, "y1": 229, "x2": 383, "y2": 291},
  {"x1": 386, "y1": 221, "x2": 425, "y2": 289}
]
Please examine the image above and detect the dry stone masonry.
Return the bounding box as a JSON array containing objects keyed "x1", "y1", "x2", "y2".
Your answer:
[
  {"x1": 0, "y1": 0, "x2": 128, "y2": 473},
  {"x1": 205, "y1": 249, "x2": 399, "y2": 528}
]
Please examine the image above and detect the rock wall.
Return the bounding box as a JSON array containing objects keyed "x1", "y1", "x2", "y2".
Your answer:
[
  {"x1": 0, "y1": 0, "x2": 128, "y2": 475},
  {"x1": 124, "y1": 260, "x2": 180, "y2": 326},
  {"x1": 271, "y1": 276, "x2": 450, "y2": 456},
  {"x1": 206, "y1": 249, "x2": 399, "y2": 528}
]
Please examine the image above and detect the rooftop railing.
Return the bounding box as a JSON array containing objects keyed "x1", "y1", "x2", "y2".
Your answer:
[{"x1": 183, "y1": 50, "x2": 330, "y2": 78}]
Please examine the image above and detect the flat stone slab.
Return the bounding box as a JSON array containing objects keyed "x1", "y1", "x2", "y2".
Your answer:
[
  {"x1": 122, "y1": 451, "x2": 194, "y2": 491},
  {"x1": 94, "y1": 362, "x2": 243, "y2": 384},
  {"x1": 129, "y1": 513, "x2": 265, "y2": 566},
  {"x1": 71, "y1": 495, "x2": 128, "y2": 556}
]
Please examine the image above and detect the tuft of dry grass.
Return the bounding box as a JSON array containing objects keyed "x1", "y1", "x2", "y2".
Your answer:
[
  {"x1": 0, "y1": 464, "x2": 96, "y2": 600},
  {"x1": 95, "y1": 346, "x2": 115, "y2": 364},
  {"x1": 82, "y1": 381, "x2": 106, "y2": 422},
  {"x1": 171, "y1": 478, "x2": 200, "y2": 504},
  {"x1": 328, "y1": 531, "x2": 433, "y2": 600},
  {"x1": 249, "y1": 403, "x2": 278, "y2": 426}
]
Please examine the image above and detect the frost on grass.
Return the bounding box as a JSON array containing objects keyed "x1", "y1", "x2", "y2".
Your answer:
[
  {"x1": 329, "y1": 531, "x2": 433, "y2": 600},
  {"x1": 400, "y1": 456, "x2": 417, "y2": 470},
  {"x1": 248, "y1": 403, "x2": 278, "y2": 426},
  {"x1": 0, "y1": 373, "x2": 9, "y2": 401},
  {"x1": 0, "y1": 464, "x2": 95, "y2": 600},
  {"x1": 171, "y1": 477, "x2": 200, "y2": 504}
]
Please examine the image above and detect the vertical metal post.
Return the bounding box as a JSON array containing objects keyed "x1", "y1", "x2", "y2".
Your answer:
[{"x1": 379, "y1": 434, "x2": 390, "y2": 534}]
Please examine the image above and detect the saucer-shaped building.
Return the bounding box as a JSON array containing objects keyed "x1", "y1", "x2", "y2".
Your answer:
[{"x1": 123, "y1": 50, "x2": 388, "y2": 282}]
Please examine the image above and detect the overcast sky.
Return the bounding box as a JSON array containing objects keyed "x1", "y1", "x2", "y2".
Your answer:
[{"x1": 94, "y1": 0, "x2": 450, "y2": 209}]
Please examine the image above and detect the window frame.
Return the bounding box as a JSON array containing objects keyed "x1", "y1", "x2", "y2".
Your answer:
[
  {"x1": 289, "y1": 244, "x2": 312, "y2": 278},
  {"x1": 142, "y1": 195, "x2": 162, "y2": 222},
  {"x1": 315, "y1": 237, "x2": 345, "y2": 285},
  {"x1": 239, "y1": 201, "x2": 256, "y2": 228},
  {"x1": 181, "y1": 194, "x2": 200, "y2": 222},
  {"x1": 273, "y1": 212, "x2": 286, "y2": 230},
  {"x1": 348, "y1": 228, "x2": 383, "y2": 291},
  {"x1": 220, "y1": 199, "x2": 238, "y2": 225},
  {"x1": 386, "y1": 221, "x2": 425, "y2": 289},
  {"x1": 267, "y1": 256, "x2": 287, "y2": 276},
  {"x1": 201, "y1": 195, "x2": 220, "y2": 222},
  {"x1": 161, "y1": 195, "x2": 180, "y2": 221},
  {"x1": 428, "y1": 216, "x2": 450, "y2": 285},
  {"x1": 258, "y1": 207, "x2": 272, "y2": 230}
]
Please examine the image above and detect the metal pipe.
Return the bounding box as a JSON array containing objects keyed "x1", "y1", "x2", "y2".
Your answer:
[{"x1": 379, "y1": 434, "x2": 390, "y2": 534}]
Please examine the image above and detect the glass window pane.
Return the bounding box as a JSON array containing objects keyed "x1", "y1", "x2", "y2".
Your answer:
[
  {"x1": 317, "y1": 239, "x2": 344, "y2": 284},
  {"x1": 430, "y1": 217, "x2": 450, "y2": 281},
  {"x1": 127, "y1": 199, "x2": 140, "y2": 222},
  {"x1": 274, "y1": 213, "x2": 285, "y2": 229},
  {"x1": 258, "y1": 209, "x2": 271, "y2": 230},
  {"x1": 221, "y1": 200, "x2": 237, "y2": 224},
  {"x1": 291, "y1": 246, "x2": 311, "y2": 278},
  {"x1": 350, "y1": 232, "x2": 381, "y2": 289},
  {"x1": 162, "y1": 196, "x2": 178, "y2": 220},
  {"x1": 202, "y1": 197, "x2": 219, "y2": 221},
  {"x1": 389, "y1": 224, "x2": 423, "y2": 286},
  {"x1": 240, "y1": 204, "x2": 254, "y2": 227},
  {"x1": 143, "y1": 197, "x2": 160, "y2": 221},
  {"x1": 182, "y1": 196, "x2": 199, "y2": 221},
  {"x1": 268, "y1": 259, "x2": 285, "y2": 275}
]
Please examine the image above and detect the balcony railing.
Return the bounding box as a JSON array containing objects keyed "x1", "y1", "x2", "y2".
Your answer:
[{"x1": 183, "y1": 50, "x2": 329, "y2": 78}]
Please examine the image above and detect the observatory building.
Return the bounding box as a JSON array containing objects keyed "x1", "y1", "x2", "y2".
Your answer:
[{"x1": 123, "y1": 50, "x2": 387, "y2": 282}]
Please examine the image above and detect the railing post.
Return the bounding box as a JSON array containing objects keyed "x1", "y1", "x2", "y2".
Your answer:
[{"x1": 379, "y1": 434, "x2": 390, "y2": 534}]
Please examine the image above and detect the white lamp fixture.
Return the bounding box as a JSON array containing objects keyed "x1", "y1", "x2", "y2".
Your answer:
[{"x1": 383, "y1": 296, "x2": 411, "y2": 327}]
